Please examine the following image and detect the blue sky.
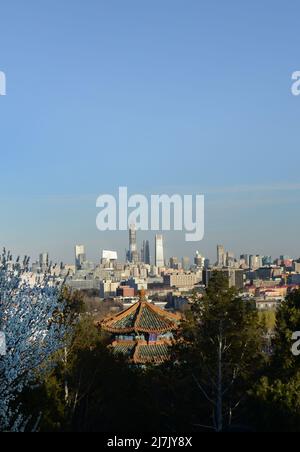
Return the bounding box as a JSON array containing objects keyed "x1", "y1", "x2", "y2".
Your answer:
[{"x1": 0, "y1": 0, "x2": 300, "y2": 263}]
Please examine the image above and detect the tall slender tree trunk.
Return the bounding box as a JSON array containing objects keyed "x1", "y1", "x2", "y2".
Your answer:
[
  {"x1": 64, "y1": 347, "x2": 69, "y2": 405},
  {"x1": 216, "y1": 326, "x2": 223, "y2": 432}
]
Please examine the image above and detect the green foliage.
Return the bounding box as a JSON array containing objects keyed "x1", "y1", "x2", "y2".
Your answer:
[
  {"x1": 26, "y1": 316, "x2": 202, "y2": 432},
  {"x1": 175, "y1": 272, "x2": 266, "y2": 431},
  {"x1": 272, "y1": 289, "x2": 300, "y2": 376},
  {"x1": 249, "y1": 374, "x2": 300, "y2": 432},
  {"x1": 60, "y1": 286, "x2": 85, "y2": 317},
  {"x1": 249, "y1": 289, "x2": 300, "y2": 431},
  {"x1": 18, "y1": 281, "x2": 300, "y2": 432},
  {"x1": 258, "y1": 311, "x2": 276, "y2": 331}
]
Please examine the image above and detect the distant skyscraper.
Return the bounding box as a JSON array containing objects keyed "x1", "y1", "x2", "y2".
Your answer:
[
  {"x1": 204, "y1": 258, "x2": 210, "y2": 269},
  {"x1": 101, "y1": 250, "x2": 118, "y2": 268},
  {"x1": 249, "y1": 254, "x2": 263, "y2": 270},
  {"x1": 141, "y1": 240, "x2": 151, "y2": 265},
  {"x1": 170, "y1": 257, "x2": 179, "y2": 269},
  {"x1": 240, "y1": 254, "x2": 250, "y2": 267},
  {"x1": 129, "y1": 225, "x2": 138, "y2": 263},
  {"x1": 226, "y1": 251, "x2": 235, "y2": 268},
  {"x1": 217, "y1": 245, "x2": 225, "y2": 267},
  {"x1": 182, "y1": 257, "x2": 190, "y2": 272},
  {"x1": 194, "y1": 251, "x2": 205, "y2": 268},
  {"x1": 155, "y1": 234, "x2": 164, "y2": 268},
  {"x1": 262, "y1": 256, "x2": 272, "y2": 266},
  {"x1": 39, "y1": 252, "x2": 49, "y2": 271},
  {"x1": 145, "y1": 241, "x2": 151, "y2": 265},
  {"x1": 75, "y1": 245, "x2": 86, "y2": 270}
]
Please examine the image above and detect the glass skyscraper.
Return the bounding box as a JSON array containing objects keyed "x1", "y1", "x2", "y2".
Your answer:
[{"x1": 155, "y1": 234, "x2": 164, "y2": 268}]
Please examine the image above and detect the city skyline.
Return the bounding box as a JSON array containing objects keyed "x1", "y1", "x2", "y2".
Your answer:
[
  {"x1": 1, "y1": 1, "x2": 300, "y2": 262},
  {"x1": 26, "y1": 234, "x2": 297, "y2": 269}
]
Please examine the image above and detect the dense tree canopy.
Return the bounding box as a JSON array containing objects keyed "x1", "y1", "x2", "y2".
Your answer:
[
  {"x1": 249, "y1": 289, "x2": 300, "y2": 431},
  {"x1": 174, "y1": 272, "x2": 266, "y2": 431}
]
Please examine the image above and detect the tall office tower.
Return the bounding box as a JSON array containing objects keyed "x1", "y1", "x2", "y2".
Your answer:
[
  {"x1": 226, "y1": 251, "x2": 235, "y2": 268},
  {"x1": 256, "y1": 255, "x2": 263, "y2": 268},
  {"x1": 182, "y1": 257, "x2": 191, "y2": 272},
  {"x1": 129, "y1": 225, "x2": 139, "y2": 263},
  {"x1": 39, "y1": 252, "x2": 49, "y2": 271},
  {"x1": 262, "y1": 256, "x2": 272, "y2": 266},
  {"x1": 204, "y1": 258, "x2": 210, "y2": 269},
  {"x1": 170, "y1": 256, "x2": 179, "y2": 269},
  {"x1": 145, "y1": 240, "x2": 151, "y2": 265},
  {"x1": 155, "y1": 234, "x2": 165, "y2": 268},
  {"x1": 240, "y1": 254, "x2": 250, "y2": 267},
  {"x1": 194, "y1": 251, "x2": 205, "y2": 268},
  {"x1": 249, "y1": 255, "x2": 255, "y2": 269},
  {"x1": 75, "y1": 245, "x2": 86, "y2": 271},
  {"x1": 141, "y1": 240, "x2": 151, "y2": 265},
  {"x1": 217, "y1": 245, "x2": 226, "y2": 267},
  {"x1": 249, "y1": 254, "x2": 263, "y2": 270}
]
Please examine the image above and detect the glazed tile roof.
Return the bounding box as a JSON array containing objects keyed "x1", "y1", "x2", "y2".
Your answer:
[
  {"x1": 111, "y1": 340, "x2": 172, "y2": 364},
  {"x1": 134, "y1": 343, "x2": 171, "y2": 364},
  {"x1": 101, "y1": 294, "x2": 180, "y2": 334},
  {"x1": 112, "y1": 342, "x2": 136, "y2": 357}
]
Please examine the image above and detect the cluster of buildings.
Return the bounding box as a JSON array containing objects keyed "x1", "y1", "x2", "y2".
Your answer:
[
  {"x1": 25, "y1": 238, "x2": 300, "y2": 364},
  {"x1": 28, "y1": 234, "x2": 300, "y2": 315},
  {"x1": 215, "y1": 245, "x2": 300, "y2": 311}
]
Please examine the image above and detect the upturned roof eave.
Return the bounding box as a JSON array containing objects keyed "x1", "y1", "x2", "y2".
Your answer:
[
  {"x1": 101, "y1": 299, "x2": 180, "y2": 334},
  {"x1": 102, "y1": 325, "x2": 177, "y2": 334}
]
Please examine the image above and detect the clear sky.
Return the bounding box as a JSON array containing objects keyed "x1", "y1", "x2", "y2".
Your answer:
[{"x1": 0, "y1": 0, "x2": 300, "y2": 264}]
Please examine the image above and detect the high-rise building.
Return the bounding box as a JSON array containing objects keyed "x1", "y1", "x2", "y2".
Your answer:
[
  {"x1": 170, "y1": 257, "x2": 179, "y2": 269},
  {"x1": 155, "y1": 234, "x2": 164, "y2": 268},
  {"x1": 217, "y1": 245, "x2": 226, "y2": 267},
  {"x1": 75, "y1": 245, "x2": 86, "y2": 270},
  {"x1": 240, "y1": 254, "x2": 250, "y2": 267},
  {"x1": 141, "y1": 240, "x2": 151, "y2": 265},
  {"x1": 204, "y1": 258, "x2": 210, "y2": 269},
  {"x1": 249, "y1": 254, "x2": 263, "y2": 270},
  {"x1": 194, "y1": 251, "x2": 205, "y2": 268},
  {"x1": 279, "y1": 255, "x2": 292, "y2": 268},
  {"x1": 101, "y1": 250, "x2": 118, "y2": 268},
  {"x1": 182, "y1": 257, "x2": 191, "y2": 272},
  {"x1": 129, "y1": 225, "x2": 139, "y2": 264},
  {"x1": 39, "y1": 252, "x2": 49, "y2": 271},
  {"x1": 226, "y1": 251, "x2": 235, "y2": 268},
  {"x1": 262, "y1": 256, "x2": 272, "y2": 266}
]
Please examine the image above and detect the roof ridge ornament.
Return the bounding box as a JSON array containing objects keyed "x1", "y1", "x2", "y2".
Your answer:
[
  {"x1": 100, "y1": 290, "x2": 180, "y2": 335},
  {"x1": 139, "y1": 288, "x2": 147, "y2": 302}
]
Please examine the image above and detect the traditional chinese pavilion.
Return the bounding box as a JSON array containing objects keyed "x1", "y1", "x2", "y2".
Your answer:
[{"x1": 100, "y1": 290, "x2": 181, "y2": 364}]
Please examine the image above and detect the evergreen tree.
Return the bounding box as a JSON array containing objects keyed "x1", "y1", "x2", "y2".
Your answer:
[
  {"x1": 250, "y1": 289, "x2": 300, "y2": 431},
  {"x1": 175, "y1": 271, "x2": 265, "y2": 432},
  {"x1": 272, "y1": 288, "x2": 300, "y2": 377}
]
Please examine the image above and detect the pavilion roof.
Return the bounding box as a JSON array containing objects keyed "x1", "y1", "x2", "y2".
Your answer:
[{"x1": 100, "y1": 291, "x2": 181, "y2": 334}]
